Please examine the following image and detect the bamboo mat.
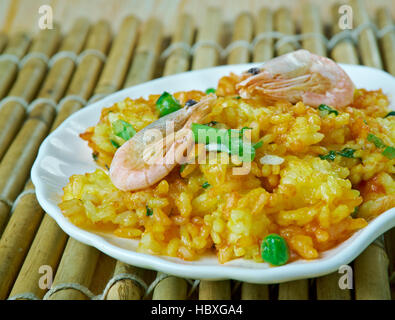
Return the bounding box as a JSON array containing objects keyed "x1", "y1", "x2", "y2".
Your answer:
[
  {"x1": 1, "y1": 0, "x2": 394, "y2": 35},
  {"x1": 0, "y1": 0, "x2": 394, "y2": 300}
]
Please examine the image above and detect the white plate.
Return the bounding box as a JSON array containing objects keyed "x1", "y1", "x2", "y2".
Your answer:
[{"x1": 31, "y1": 63, "x2": 395, "y2": 284}]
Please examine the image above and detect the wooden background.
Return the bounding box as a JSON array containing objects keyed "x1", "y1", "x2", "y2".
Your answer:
[{"x1": 0, "y1": 0, "x2": 394, "y2": 35}]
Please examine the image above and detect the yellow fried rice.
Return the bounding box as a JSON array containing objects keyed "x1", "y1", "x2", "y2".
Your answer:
[{"x1": 59, "y1": 74, "x2": 395, "y2": 264}]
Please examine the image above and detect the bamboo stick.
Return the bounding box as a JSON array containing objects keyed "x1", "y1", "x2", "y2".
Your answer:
[
  {"x1": 241, "y1": 283, "x2": 269, "y2": 300},
  {"x1": 354, "y1": 241, "x2": 391, "y2": 300},
  {"x1": 199, "y1": 280, "x2": 231, "y2": 300},
  {"x1": 0, "y1": 204, "x2": 8, "y2": 243},
  {"x1": 0, "y1": 33, "x2": 7, "y2": 53},
  {"x1": 227, "y1": 12, "x2": 253, "y2": 65},
  {"x1": 301, "y1": 3, "x2": 326, "y2": 56},
  {"x1": 377, "y1": 8, "x2": 395, "y2": 75},
  {"x1": 124, "y1": 18, "x2": 163, "y2": 88},
  {"x1": 191, "y1": 7, "x2": 222, "y2": 70},
  {"x1": 45, "y1": 22, "x2": 111, "y2": 301},
  {"x1": 0, "y1": 181, "x2": 43, "y2": 300},
  {"x1": 0, "y1": 32, "x2": 31, "y2": 99},
  {"x1": 88, "y1": 253, "x2": 116, "y2": 296},
  {"x1": 351, "y1": 0, "x2": 383, "y2": 69},
  {"x1": 8, "y1": 22, "x2": 111, "y2": 300},
  {"x1": 8, "y1": 215, "x2": 68, "y2": 299},
  {"x1": 0, "y1": 118, "x2": 52, "y2": 234},
  {"x1": 152, "y1": 274, "x2": 188, "y2": 300},
  {"x1": 91, "y1": 15, "x2": 140, "y2": 98},
  {"x1": 33, "y1": 18, "x2": 90, "y2": 103},
  {"x1": 0, "y1": 27, "x2": 60, "y2": 161},
  {"x1": 105, "y1": 262, "x2": 149, "y2": 300},
  {"x1": 163, "y1": 13, "x2": 194, "y2": 76},
  {"x1": 151, "y1": 273, "x2": 188, "y2": 300},
  {"x1": 278, "y1": 280, "x2": 309, "y2": 300},
  {"x1": 47, "y1": 238, "x2": 100, "y2": 300},
  {"x1": 52, "y1": 21, "x2": 112, "y2": 128},
  {"x1": 0, "y1": 19, "x2": 91, "y2": 235},
  {"x1": 384, "y1": 228, "x2": 395, "y2": 285},
  {"x1": 316, "y1": 272, "x2": 351, "y2": 300},
  {"x1": 274, "y1": 7, "x2": 297, "y2": 56},
  {"x1": 253, "y1": 7, "x2": 273, "y2": 62},
  {"x1": 330, "y1": 3, "x2": 359, "y2": 64}
]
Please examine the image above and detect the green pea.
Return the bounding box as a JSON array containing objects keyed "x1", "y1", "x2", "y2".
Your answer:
[
  {"x1": 261, "y1": 234, "x2": 289, "y2": 266},
  {"x1": 205, "y1": 88, "x2": 216, "y2": 95}
]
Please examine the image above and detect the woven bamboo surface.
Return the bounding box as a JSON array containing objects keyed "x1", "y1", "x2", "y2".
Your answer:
[{"x1": 0, "y1": 0, "x2": 394, "y2": 300}]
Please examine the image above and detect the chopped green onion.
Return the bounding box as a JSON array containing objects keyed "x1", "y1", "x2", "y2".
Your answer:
[
  {"x1": 337, "y1": 148, "x2": 356, "y2": 158},
  {"x1": 191, "y1": 124, "x2": 261, "y2": 161},
  {"x1": 192, "y1": 123, "x2": 218, "y2": 144},
  {"x1": 92, "y1": 152, "x2": 98, "y2": 161},
  {"x1": 382, "y1": 146, "x2": 395, "y2": 159},
  {"x1": 320, "y1": 148, "x2": 357, "y2": 161},
  {"x1": 146, "y1": 206, "x2": 153, "y2": 216},
  {"x1": 205, "y1": 88, "x2": 216, "y2": 95},
  {"x1": 367, "y1": 133, "x2": 386, "y2": 148},
  {"x1": 352, "y1": 206, "x2": 359, "y2": 218},
  {"x1": 318, "y1": 104, "x2": 339, "y2": 116},
  {"x1": 253, "y1": 141, "x2": 263, "y2": 150},
  {"x1": 202, "y1": 182, "x2": 211, "y2": 189},
  {"x1": 110, "y1": 139, "x2": 120, "y2": 148},
  {"x1": 112, "y1": 119, "x2": 136, "y2": 141},
  {"x1": 180, "y1": 164, "x2": 186, "y2": 173},
  {"x1": 367, "y1": 133, "x2": 395, "y2": 159},
  {"x1": 155, "y1": 92, "x2": 182, "y2": 117},
  {"x1": 384, "y1": 111, "x2": 395, "y2": 118},
  {"x1": 319, "y1": 150, "x2": 337, "y2": 161},
  {"x1": 234, "y1": 96, "x2": 241, "y2": 99},
  {"x1": 261, "y1": 234, "x2": 289, "y2": 266}
]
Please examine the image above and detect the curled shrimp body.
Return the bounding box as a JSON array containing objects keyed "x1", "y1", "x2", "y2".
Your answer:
[
  {"x1": 237, "y1": 49, "x2": 355, "y2": 108},
  {"x1": 110, "y1": 96, "x2": 215, "y2": 191}
]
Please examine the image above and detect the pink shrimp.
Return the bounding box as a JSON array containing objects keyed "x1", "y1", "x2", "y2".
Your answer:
[
  {"x1": 109, "y1": 96, "x2": 215, "y2": 191},
  {"x1": 236, "y1": 49, "x2": 355, "y2": 108}
]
